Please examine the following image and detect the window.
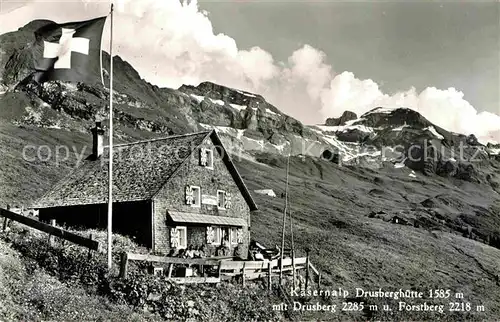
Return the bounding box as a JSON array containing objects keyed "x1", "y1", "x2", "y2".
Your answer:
[
  {"x1": 170, "y1": 226, "x2": 187, "y2": 249},
  {"x1": 200, "y1": 148, "x2": 214, "y2": 169},
  {"x1": 190, "y1": 186, "x2": 201, "y2": 207},
  {"x1": 217, "y1": 190, "x2": 226, "y2": 209},
  {"x1": 210, "y1": 226, "x2": 230, "y2": 245},
  {"x1": 177, "y1": 226, "x2": 187, "y2": 249},
  {"x1": 213, "y1": 226, "x2": 222, "y2": 245}
]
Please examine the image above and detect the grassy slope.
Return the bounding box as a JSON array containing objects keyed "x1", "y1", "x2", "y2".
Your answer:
[
  {"x1": 1, "y1": 123, "x2": 500, "y2": 320},
  {"x1": 0, "y1": 224, "x2": 283, "y2": 322},
  {"x1": 235, "y1": 156, "x2": 500, "y2": 320},
  {"x1": 0, "y1": 237, "x2": 145, "y2": 321}
]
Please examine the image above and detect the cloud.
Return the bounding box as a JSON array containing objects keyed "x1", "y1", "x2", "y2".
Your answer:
[
  {"x1": 319, "y1": 71, "x2": 389, "y2": 115},
  {"x1": 285, "y1": 44, "x2": 332, "y2": 99},
  {"x1": 1, "y1": 0, "x2": 499, "y2": 143},
  {"x1": 318, "y1": 73, "x2": 500, "y2": 143}
]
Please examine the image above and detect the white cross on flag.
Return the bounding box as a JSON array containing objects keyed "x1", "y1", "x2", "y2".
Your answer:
[{"x1": 33, "y1": 16, "x2": 107, "y2": 83}]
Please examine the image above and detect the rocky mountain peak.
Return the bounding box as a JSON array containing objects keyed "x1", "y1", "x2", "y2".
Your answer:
[
  {"x1": 325, "y1": 110, "x2": 357, "y2": 126},
  {"x1": 1, "y1": 20, "x2": 498, "y2": 182},
  {"x1": 356, "y1": 107, "x2": 434, "y2": 129},
  {"x1": 178, "y1": 81, "x2": 280, "y2": 114}
]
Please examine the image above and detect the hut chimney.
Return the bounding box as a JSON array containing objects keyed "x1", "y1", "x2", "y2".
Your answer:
[{"x1": 91, "y1": 122, "x2": 104, "y2": 158}]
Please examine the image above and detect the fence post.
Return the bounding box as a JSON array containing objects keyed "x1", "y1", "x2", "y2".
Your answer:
[
  {"x1": 119, "y1": 252, "x2": 129, "y2": 278},
  {"x1": 268, "y1": 262, "x2": 272, "y2": 292},
  {"x1": 48, "y1": 219, "x2": 56, "y2": 246},
  {"x1": 242, "y1": 262, "x2": 246, "y2": 287},
  {"x1": 2, "y1": 207, "x2": 7, "y2": 231},
  {"x1": 2, "y1": 217, "x2": 8, "y2": 231},
  {"x1": 168, "y1": 263, "x2": 174, "y2": 278},
  {"x1": 87, "y1": 233, "x2": 93, "y2": 260},
  {"x1": 305, "y1": 249, "x2": 310, "y2": 291},
  {"x1": 3, "y1": 206, "x2": 10, "y2": 231}
]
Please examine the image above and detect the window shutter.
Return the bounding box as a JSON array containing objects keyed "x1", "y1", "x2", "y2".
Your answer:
[
  {"x1": 230, "y1": 228, "x2": 238, "y2": 244},
  {"x1": 224, "y1": 192, "x2": 232, "y2": 209},
  {"x1": 200, "y1": 149, "x2": 208, "y2": 166},
  {"x1": 185, "y1": 185, "x2": 194, "y2": 205},
  {"x1": 236, "y1": 228, "x2": 243, "y2": 244},
  {"x1": 217, "y1": 191, "x2": 225, "y2": 208},
  {"x1": 170, "y1": 228, "x2": 179, "y2": 248},
  {"x1": 206, "y1": 226, "x2": 215, "y2": 244}
]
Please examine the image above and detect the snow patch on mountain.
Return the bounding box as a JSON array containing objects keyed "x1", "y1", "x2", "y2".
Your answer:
[
  {"x1": 265, "y1": 108, "x2": 277, "y2": 116},
  {"x1": 319, "y1": 134, "x2": 361, "y2": 161},
  {"x1": 0, "y1": 83, "x2": 7, "y2": 95},
  {"x1": 488, "y1": 148, "x2": 500, "y2": 156},
  {"x1": 344, "y1": 150, "x2": 381, "y2": 162},
  {"x1": 209, "y1": 98, "x2": 224, "y2": 106},
  {"x1": 237, "y1": 90, "x2": 256, "y2": 98},
  {"x1": 344, "y1": 118, "x2": 364, "y2": 126},
  {"x1": 199, "y1": 123, "x2": 287, "y2": 155},
  {"x1": 394, "y1": 160, "x2": 406, "y2": 169},
  {"x1": 190, "y1": 94, "x2": 204, "y2": 103},
  {"x1": 424, "y1": 126, "x2": 444, "y2": 140},
  {"x1": 365, "y1": 107, "x2": 396, "y2": 115},
  {"x1": 229, "y1": 103, "x2": 246, "y2": 112},
  {"x1": 392, "y1": 125, "x2": 408, "y2": 131},
  {"x1": 199, "y1": 123, "x2": 244, "y2": 140},
  {"x1": 314, "y1": 124, "x2": 374, "y2": 134}
]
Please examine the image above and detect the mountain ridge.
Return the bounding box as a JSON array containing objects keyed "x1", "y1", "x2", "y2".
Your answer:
[{"x1": 1, "y1": 20, "x2": 500, "y2": 320}]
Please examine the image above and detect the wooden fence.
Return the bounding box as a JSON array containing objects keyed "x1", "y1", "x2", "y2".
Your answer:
[
  {"x1": 0, "y1": 208, "x2": 100, "y2": 251},
  {"x1": 120, "y1": 252, "x2": 234, "y2": 282},
  {"x1": 120, "y1": 251, "x2": 321, "y2": 288}
]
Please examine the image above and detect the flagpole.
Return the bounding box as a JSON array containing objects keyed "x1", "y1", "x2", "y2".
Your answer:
[
  {"x1": 107, "y1": 3, "x2": 114, "y2": 271},
  {"x1": 99, "y1": 22, "x2": 104, "y2": 86},
  {"x1": 279, "y1": 155, "x2": 290, "y2": 285}
]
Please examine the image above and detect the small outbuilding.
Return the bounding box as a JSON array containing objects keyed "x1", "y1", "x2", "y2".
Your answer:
[{"x1": 254, "y1": 189, "x2": 277, "y2": 197}]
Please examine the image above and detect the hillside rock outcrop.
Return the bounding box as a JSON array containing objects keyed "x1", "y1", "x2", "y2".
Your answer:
[
  {"x1": 436, "y1": 160, "x2": 458, "y2": 177},
  {"x1": 335, "y1": 128, "x2": 371, "y2": 143},
  {"x1": 325, "y1": 111, "x2": 357, "y2": 126}
]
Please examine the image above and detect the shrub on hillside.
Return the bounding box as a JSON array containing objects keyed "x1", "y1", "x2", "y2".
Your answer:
[
  {"x1": 1, "y1": 225, "x2": 283, "y2": 321},
  {"x1": 3, "y1": 228, "x2": 109, "y2": 289}
]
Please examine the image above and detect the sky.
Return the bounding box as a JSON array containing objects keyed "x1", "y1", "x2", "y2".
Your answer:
[{"x1": 0, "y1": 0, "x2": 499, "y2": 143}]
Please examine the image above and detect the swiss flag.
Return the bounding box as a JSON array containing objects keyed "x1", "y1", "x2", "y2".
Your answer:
[{"x1": 33, "y1": 16, "x2": 107, "y2": 83}]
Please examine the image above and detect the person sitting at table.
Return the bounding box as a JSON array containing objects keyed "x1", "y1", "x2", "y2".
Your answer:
[
  {"x1": 215, "y1": 245, "x2": 225, "y2": 257},
  {"x1": 177, "y1": 248, "x2": 185, "y2": 258},
  {"x1": 193, "y1": 245, "x2": 200, "y2": 258},
  {"x1": 185, "y1": 245, "x2": 195, "y2": 258},
  {"x1": 167, "y1": 248, "x2": 177, "y2": 257},
  {"x1": 196, "y1": 245, "x2": 206, "y2": 258},
  {"x1": 232, "y1": 245, "x2": 243, "y2": 260}
]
